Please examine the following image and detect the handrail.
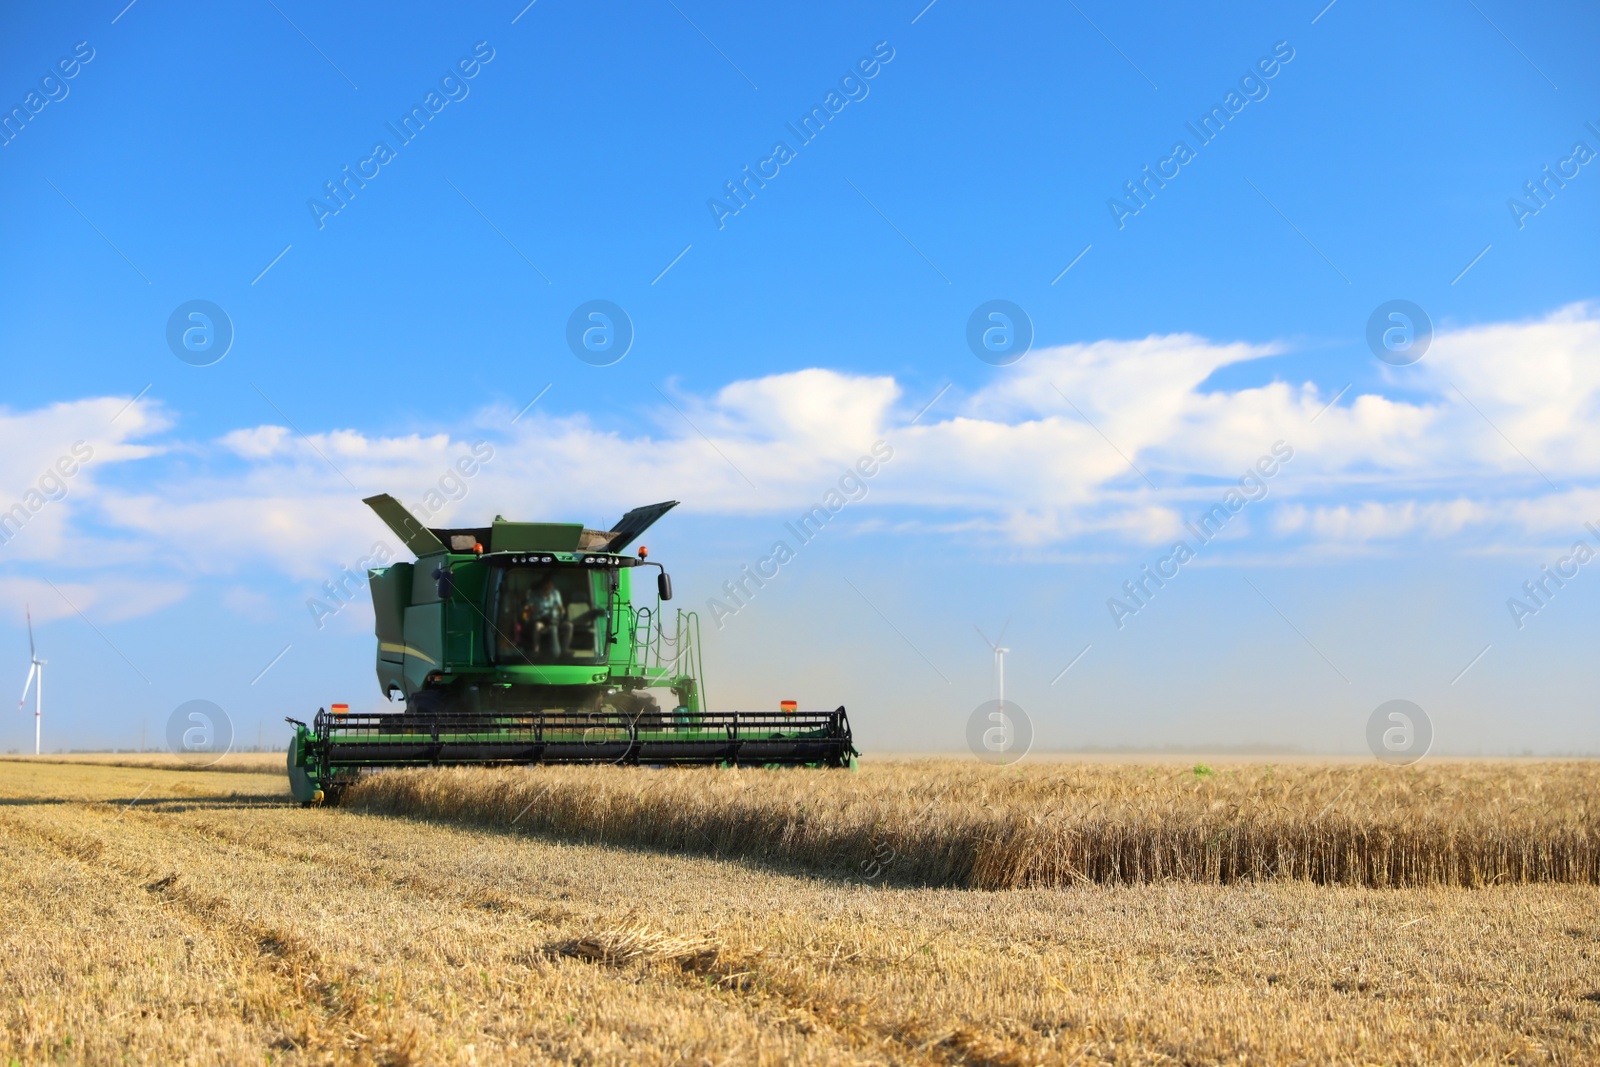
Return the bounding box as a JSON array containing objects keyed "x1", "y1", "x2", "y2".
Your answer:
[
  {"x1": 682, "y1": 610, "x2": 705, "y2": 712},
  {"x1": 608, "y1": 600, "x2": 705, "y2": 714},
  {"x1": 629, "y1": 604, "x2": 651, "y2": 673}
]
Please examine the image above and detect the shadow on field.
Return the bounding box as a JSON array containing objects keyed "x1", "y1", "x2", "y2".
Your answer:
[
  {"x1": 94, "y1": 794, "x2": 294, "y2": 813},
  {"x1": 338, "y1": 804, "x2": 893, "y2": 889}
]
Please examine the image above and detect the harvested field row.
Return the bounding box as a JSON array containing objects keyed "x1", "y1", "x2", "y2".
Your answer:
[
  {"x1": 0, "y1": 752, "x2": 284, "y2": 775},
  {"x1": 346, "y1": 758, "x2": 1600, "y2": 889}
]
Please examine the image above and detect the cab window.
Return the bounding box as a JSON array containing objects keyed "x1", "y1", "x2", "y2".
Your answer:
[{"x1": 491, "y1": 567, "x2": 607, "y2": 664}]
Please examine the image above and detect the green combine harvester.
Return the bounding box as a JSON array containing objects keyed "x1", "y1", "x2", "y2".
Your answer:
[{"x1": 287, "y1": 495, "x2": 857, "y2": 803}]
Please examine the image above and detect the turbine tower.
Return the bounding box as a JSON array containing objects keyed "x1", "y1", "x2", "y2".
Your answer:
[
  {"x1": 975, "y1": 621, "x2": 1014, "y2": 755},
  {"x1": 975, "y1": 620, "x2": 1012, "y2": 705},
  {"x1": 18, "y1": 607, "x2": 43, "y2": 756},
  {"x1": 995, "y1": 643, "x2": 1007, "y2": 705}
]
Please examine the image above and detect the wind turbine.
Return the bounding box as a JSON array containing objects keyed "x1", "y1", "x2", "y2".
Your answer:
[
  {"x1": 974, "y1": 621, "x2": 1016, "y2": 756},
  {"x1": 975, "y1": 620, "x2": 1012, "y2": 705},
  {"x1": 19, "y1": 607, "x2": 43, "y2": 756}
]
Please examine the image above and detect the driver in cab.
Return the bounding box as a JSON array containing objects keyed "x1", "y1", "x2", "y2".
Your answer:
[{"x1": 522, "y1": 576, "x2": 573, "y2": 658}]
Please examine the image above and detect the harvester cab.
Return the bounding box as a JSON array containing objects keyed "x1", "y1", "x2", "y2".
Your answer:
[
  {"x1": 359, "y1": 494, "x2": 691, "y2": 718},
  {"x1": 286, "y1": 495, "x2": 856, "y2": 803}
]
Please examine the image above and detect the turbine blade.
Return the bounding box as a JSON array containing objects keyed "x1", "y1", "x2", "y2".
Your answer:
[
  {"x1": 974, "y1": 624, "x2": 995, "y2": 651},
  {"x1": 26, "y1": 605, "x2": 34, "y2": 660},
  {"x1": 19, "y1": 663, "x2": 36, "y2": 709},
  {"x1": 994, "y1": 615, "x2": 1012, "y2": 648}
]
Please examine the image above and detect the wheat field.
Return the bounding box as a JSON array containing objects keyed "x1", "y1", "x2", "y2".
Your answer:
[
  {"x1": 347, "y1": 758, "x2": 1600, "y2": 889},
  {"x1": 3, "y1": 756, "x2": 1599, "y2": 1065}
]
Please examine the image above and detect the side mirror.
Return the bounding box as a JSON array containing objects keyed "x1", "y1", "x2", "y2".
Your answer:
[
  {"x1": 433, "y1": 563, "x2": 454, "y2": 600},
  {"x1": 657, "y1": 571, "x2": 673, "y2": 601}
]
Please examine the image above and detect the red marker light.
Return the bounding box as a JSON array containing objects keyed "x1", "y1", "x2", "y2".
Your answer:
[{"x1": 638, "y1": 545, "x2": 649, "y2": 558}]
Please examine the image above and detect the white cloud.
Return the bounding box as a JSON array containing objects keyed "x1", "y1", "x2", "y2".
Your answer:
[
  {"x1": 6, "y1": 304, "x2": 1600, "y2": 619},
  {"x1": 1414, "y1": 302, "x2": 1600, "y2": 475},
  {"x1": 1273, "y1": 488, "x2": 1600, "y2": 546},
  {"x1": 0, "y1": 395, "x2": 172, "y2": 562},
  {"x1": 0, "y1": 394, "x2": 169, "y2": 500},
  {"x1": 0, "y1": 576, "x2": 188, "y2": 625}
]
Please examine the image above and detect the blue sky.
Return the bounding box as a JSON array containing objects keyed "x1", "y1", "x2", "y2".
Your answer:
[{"x1": 2, "y1": 0, "x2": 1599, "y2": 756}]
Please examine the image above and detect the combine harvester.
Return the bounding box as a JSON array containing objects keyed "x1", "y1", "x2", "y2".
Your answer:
[{"x1": 287, "y1": 495, "x2": 857, "y2": 803}]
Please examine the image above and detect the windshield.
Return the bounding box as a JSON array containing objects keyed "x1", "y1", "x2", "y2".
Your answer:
[{"x1": 490, "y1": 566, "x2": 609, "y2": 665}]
